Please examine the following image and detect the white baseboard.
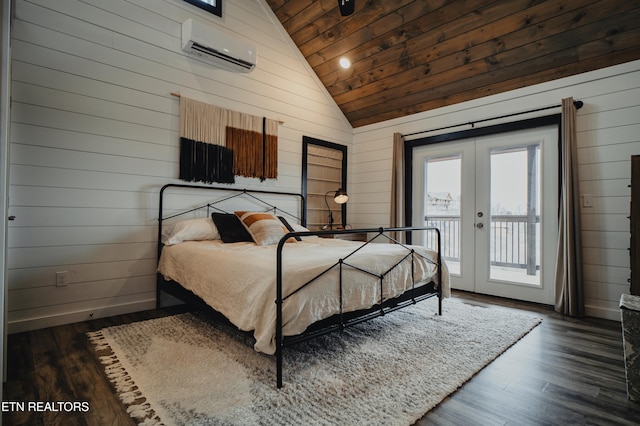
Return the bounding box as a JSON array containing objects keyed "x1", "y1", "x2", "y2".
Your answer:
[
  {"x1": 7, "y1": 299, "x2": 157, "y2": 334},
  {"x1": 585, "y1": 305, "x2": 622, "y2": 322}
]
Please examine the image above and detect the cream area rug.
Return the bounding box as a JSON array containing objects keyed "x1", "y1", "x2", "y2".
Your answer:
[{"x1": 88, "y1": 298, "x2": 541, "y2": 426}]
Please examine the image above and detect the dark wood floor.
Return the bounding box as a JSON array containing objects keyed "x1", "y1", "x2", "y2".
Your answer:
[{"x1": 3, "y1": 291, "x2": 640, "y2": 425}]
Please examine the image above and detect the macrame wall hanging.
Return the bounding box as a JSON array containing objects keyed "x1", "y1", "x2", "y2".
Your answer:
[{"x1": 177, "y1": 95, "x2": 278, "y2": 183}]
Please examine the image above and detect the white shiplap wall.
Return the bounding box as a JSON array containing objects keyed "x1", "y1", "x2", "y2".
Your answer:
[
  {"x1": 349, "y1": 60, "x2": 640, "y2": 321},
  {"x1": 8, "y1": 0, "x2": 639, "y2": 330},
  {"x1": 7, "y1": 0, "x2": 352, "y2": 332}
]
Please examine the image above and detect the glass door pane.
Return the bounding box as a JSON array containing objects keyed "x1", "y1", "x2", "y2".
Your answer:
[
  {"x1": 412, "y1": 141, "x2": 475, "y2": 293},
  {"x1": 474, "y1": 126, "x2": 557, "y2": 305},
  {"x1": 424, "y1": 156, "x2": 461, "y2": 275},
  {"x1": 489, "y1": 145, "x2": 541, "y2": 285}
]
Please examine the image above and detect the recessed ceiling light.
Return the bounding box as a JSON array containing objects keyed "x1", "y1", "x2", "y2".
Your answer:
[{"x1": 339, "y1": 57, "x2": 351, "y2": 69}]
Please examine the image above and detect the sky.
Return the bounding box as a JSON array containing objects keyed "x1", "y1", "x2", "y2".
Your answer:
[{"x1": 426, "y1": 148, "x2": 537, "y2": 216}]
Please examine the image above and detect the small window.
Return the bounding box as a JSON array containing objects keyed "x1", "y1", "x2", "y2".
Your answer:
[
  {"x1": 182, "y1": 0, "x2": 222, "y2": 17},
  {"x1": 302, "y1": 137, "x2": 347, "y2": 230}
]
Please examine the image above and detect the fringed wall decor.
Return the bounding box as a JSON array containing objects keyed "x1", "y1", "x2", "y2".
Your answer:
[
  {"x1": 177, "y1": 94, "x2": 278, "y2": 183},
  {"x1": 179, "y1": 138, "x2": 235, "y2": 183},
  {"x1": 226, "y1": 116, "x2": 278, "y2": 181}
]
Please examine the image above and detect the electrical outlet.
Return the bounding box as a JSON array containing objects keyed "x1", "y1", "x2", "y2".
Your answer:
[
  {"x1": 582, "y1": 194, "x2": 593, "y2": 208},
  {"x1": 56, "y1": 271, "x2": 69, "y2": 287}
]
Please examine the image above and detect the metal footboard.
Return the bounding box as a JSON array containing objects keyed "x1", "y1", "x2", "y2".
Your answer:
[{"x1": 275, "y1": 226, "x2": 442, "y2": 388}]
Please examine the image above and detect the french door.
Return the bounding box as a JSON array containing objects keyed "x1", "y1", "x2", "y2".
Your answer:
[{"x1": 411, "y1": 125, "x2": 558, "y2": 304}]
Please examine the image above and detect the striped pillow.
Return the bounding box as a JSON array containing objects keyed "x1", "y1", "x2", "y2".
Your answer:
[{"x1": 235, "y1": 211, "x2": 290, "y2": 246}]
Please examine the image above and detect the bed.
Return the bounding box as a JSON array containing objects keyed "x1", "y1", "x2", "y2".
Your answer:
[{"x1": 156, "y1": 184, "x2": 449, "y2": 387}]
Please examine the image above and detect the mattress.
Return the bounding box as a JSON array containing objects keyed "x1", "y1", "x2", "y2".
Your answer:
[{"x1": 157, "y1": 237, "x2": 449, "y2": 354}]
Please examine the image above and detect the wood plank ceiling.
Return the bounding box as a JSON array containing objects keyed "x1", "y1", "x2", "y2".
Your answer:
[{"x1": 266, "y1": 0, "x2": 640, "y2": 128}]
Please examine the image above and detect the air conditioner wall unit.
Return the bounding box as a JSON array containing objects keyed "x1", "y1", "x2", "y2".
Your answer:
[{"x1": 181, "y1": 18, "x2": 256, "y2": 72}]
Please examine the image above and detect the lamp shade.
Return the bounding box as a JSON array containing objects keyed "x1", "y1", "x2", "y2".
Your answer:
[
  {"x1": 333, "y1": 189, "x2": 349, "y2": 204},
  {"x1": 323, "y1": 188, "x2": 348, "y2": 230}
]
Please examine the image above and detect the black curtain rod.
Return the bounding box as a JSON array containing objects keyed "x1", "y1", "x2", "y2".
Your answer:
[{"x1": 403, "y1": 100, "x2": 583, "y2": 139}]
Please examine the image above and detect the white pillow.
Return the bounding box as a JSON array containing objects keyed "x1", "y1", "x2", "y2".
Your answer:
[{"x1": 162, "y1": 217, "x2": 220, "y2": 245}]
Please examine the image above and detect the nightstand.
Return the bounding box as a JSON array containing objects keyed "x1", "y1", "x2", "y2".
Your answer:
[{"x1": 331, "y1": 232, "x2": 368, "y2": 242}]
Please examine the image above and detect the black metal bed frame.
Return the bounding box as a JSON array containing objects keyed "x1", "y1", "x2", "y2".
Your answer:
[{"x1": 156, "y1": 183, "x2": 443, "y2": 388}]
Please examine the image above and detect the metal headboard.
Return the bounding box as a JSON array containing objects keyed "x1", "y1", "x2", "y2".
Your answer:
[{"x1": 157, "y1": 183, "x2": 306, "y2": 260}]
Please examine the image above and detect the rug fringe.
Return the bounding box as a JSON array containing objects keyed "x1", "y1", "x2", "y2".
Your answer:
[
  {"x1": 99, "y1": 354, "x2": 119, "y2": 365},
  {"x1": 120, "y1": 390, "x2": 144, "y2": 404},
  {"x1": 139, "y1": 415, "x2": 164, "y2": 426},
  {"x1": 87, "y1": 329, "x2": 164, "y2": 426},
  {"x1": 87, "y1": 330, "x2": 111, "y2": 351},
  {"x1": 127, "y1": 402, "x2": 151, "y2": 418}
]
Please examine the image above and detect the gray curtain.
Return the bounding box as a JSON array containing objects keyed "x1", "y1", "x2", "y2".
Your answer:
[
  {"x1": 390, "y1": 132, "x2": 405, "y2": 243},
  {"x1": 554, "y1": 97, "x2": 584, "y2": 316}
]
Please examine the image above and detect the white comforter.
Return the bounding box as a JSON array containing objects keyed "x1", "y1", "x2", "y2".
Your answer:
[{"x1": 157, "y1": 237, "x2": 449, "y2": 354}]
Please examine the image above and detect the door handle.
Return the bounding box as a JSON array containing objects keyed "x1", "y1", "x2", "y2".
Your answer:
[{"x1": 476, "y1": 222, "x2": 484, "y2": 229}]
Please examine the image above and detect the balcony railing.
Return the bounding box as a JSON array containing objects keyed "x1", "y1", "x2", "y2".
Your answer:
[{"x1": 424, "y1": 215, "x2": 540, "y2": 274}]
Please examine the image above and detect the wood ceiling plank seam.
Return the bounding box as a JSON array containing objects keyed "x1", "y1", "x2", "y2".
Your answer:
[
  {"x1": 289, "y1": 0, "x2": 416, "y2": 46},
  {"x1": 313, "y1": 0, "x2": 545, "y2": 89},
  {"x1": 286, "y1": 5, "x2": 351, "y2": 46},
  {"x1": 329, "y1": 1, "x2": 637, "y2": 108},
  {"x1": 311, "y1": 0, "x2": 537, "y2": 77},
  {"x1": 266, "y1": 0, "x2": 640, "y2": 127},
  {"x1": 264, "y1": 0, "x2": 287, "y2": 17},
  {"x1": 341, "y1": 58, "x2": 493, "y2": 118},
  {"x1": 342, "y1": 44, "x2": 587, "y2": 121},
  {"x1": 286, "y1": 1, "x2": 347, "y2": 42},
  {"x1": 306, "y1": 0, "x2": 489, "y2": 73},
  {"x1": 577, "y1": 26, "x2": 640, "y2": 61},
  {"x1": 300, "y1": 0, "x2": 450, "y2": 66},
  {"x1": 344, "y1": 46, "x2": 588, "y2": 119},
  {"x1": 314, "y1": 0, "x2": 486, "y2": 81},
  {"x1": 295, "y1": 0, "x2": 409, "y2": 55},
  {"x1": 346, "y1": 53, "x2": 636, "y2": 127},
  {"x1": 266, "y1": 0, "x2": 313, "y2": 23},
  {"x1": 320, "y1": 0, "x2": 600, "y2": 91},
  {"x1": 442, "y1": 49, "x2": 636, "y2": 115},
  {"x1": 347, "y1": 47, "x2": 636, "y2": 127},
  {"x1": 280, "y1": 0, "x2": 338, "y2": 37},
  {"x1": 484, "y1": 8, "x2": 640, "y2": 72}
]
